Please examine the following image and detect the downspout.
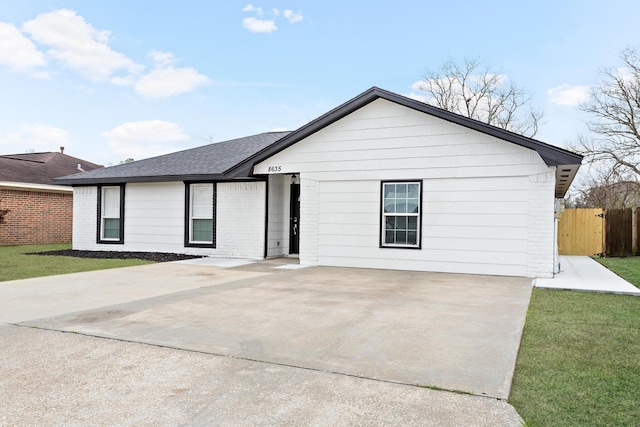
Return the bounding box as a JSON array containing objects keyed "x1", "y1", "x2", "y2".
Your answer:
[{"x1": 553, "y1": 198, "x2": 565, "y2": 275}]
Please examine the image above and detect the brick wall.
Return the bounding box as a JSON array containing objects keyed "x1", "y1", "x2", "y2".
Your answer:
[
  {"x1": 299, "y1": 177, "x2": 319, "y2": 266},
  {"x1": 215, "y1": 181, "x2": 265, "y2": 258},
  {"x1": 0, "y1": 188, "x2": 73, "y2": 245},
  {"x1": 527, "y1": 170, "x2": 556, "y2": 278}
]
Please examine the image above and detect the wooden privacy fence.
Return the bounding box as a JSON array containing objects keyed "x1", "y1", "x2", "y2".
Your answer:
[
  {"x1": 558, "y1": 207, "x2": 640, "y2": 257},
  {"x1": 558, "y1": 208, "x2": 604, "y2": 256}
]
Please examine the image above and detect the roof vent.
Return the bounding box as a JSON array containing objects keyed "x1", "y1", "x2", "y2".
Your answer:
[
  {"x1": 77, "y1": 163, "x2": 84, "y2": 172},
  {"x1": 60, "y1": 146, "x2": 64, "y2": 154}
]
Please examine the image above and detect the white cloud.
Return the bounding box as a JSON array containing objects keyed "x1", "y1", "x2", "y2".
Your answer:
[
  {"x1": 2, "y1": 9, "x2": 209, "y2": 98},
  {"x1": 242, "y1": 17, "x2": 277, "y2": 33},
  {"x1": 404, "y1": 91, "x2": 430, "y2": 103},
  {"x1": 241, "y1": 5, "x2": 302, "y2": 32},
  {"x1": 410, "y1": 80, "x2": 428, "y2": 91},
  {"x1": 22, "y1": 9, "x2": 142, "y2": 82},
  {"x1": 148, "y1": 50, "x2": 175, "y2": 67},
  {"x1": 283, "y1": 10, "x2": 304, "y2": 24},
  {"x1": 102, "y1": 120, "x2": 191, "y2": 160},
  {"x1": 0, "y1": 123, "x2": 69, "y2": 152},
  {"x1": 242, "y1": 4, "x2": 263, "y2": 15},
  {"x1": 0, "y1": 22, "x2": 47, "y2": 74},
  {"x1": 548, "y1": 84, "x2": 590, "y2": 106},
  {"x1": 134, "y1": 50, "x2": 210, "y2": 98}
]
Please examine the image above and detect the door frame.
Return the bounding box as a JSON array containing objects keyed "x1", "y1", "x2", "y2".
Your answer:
[{"x1": 289, "y1": 182, "x2": 300, "y2": 255}]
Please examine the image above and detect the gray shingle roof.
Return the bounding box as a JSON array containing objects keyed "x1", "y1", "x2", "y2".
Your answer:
[
  {"x1": 54, "y1": 132, "x2": 290, "y2": 185},
  {"x1": 0, "y1": 151, "x2": 103, "y2": 185}
]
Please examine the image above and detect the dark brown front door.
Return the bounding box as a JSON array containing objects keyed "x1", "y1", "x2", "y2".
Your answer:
[{"x1": 289, "y1": 183, "x2": 300, "y2": 254}]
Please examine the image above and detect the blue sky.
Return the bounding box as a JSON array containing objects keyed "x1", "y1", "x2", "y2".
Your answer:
[{"x1": 0, "y1": 1, "x2": 638, "y2": 166}]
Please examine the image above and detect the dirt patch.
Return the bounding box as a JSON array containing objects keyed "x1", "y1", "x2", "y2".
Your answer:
[{"x1": 29, "y1": 250, "x2": 204, "y2": 263}]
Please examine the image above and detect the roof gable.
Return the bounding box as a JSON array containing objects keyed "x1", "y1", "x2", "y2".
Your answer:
[
  {"x1": 237, "y1": 87, "x2": 582, "y2": 171},
  {"x1": 233, "y1": 87, "x2": 583, "y2": 197}
]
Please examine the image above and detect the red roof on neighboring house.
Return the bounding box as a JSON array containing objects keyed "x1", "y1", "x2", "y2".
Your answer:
[{"x1": 0, "y1": 149, "x2": 103, "y2": 185}]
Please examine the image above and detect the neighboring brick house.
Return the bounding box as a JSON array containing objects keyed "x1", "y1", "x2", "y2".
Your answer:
[{"x1": 0, "y1": 148, "x2": 102, "y2": 245}]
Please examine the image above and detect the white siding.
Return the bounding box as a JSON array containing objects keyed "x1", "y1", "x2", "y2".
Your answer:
[
  {"x1": 216, "y1": 181, "x2": 266, "y2": 259},
  {"x1": 300, "y1": 178, "x2": 319, "y2": 266},
  {"x1": 72, "y1": 186, "x2": 98, "y2": 250},
  {"x1": 266, "y1": 174, "x2": 288, "y2": 257},
  {"x1": 72, "y1": 181, "x2": 265, "y2": 259},
  {"x1": 255, "y1": 98, "x2": 555, "y2": 277},
  {"x1": 254, "y1": 99, "x2": 545, "y2": 181}
]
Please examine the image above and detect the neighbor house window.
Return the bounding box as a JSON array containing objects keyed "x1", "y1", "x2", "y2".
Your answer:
[
  {"x1": 381, "y1": 181, "x2": 421, "y2": 248},
  {"x1": 185, "y1": 182, "x2": 216, "y2": 247},
  {"x1": 97, "y1": 184, "x2": 125, "y2": 244}
]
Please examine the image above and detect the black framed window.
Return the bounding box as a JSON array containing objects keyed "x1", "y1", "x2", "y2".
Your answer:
[
  {"x1": 380, "y1": 181, "x2": 421, "y2": 248},
  {"x1": 97, "y1": 184, "x2": 125, "y2": 244},
  {"x1": 185, "y1": 182, "x2": 216, "y2": 247}
]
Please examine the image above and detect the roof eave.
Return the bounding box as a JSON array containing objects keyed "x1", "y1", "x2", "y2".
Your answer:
[{"x1": 54, "y1": 173, "x2": 230, "y2": 185}]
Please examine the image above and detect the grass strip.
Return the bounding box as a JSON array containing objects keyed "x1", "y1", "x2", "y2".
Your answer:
[
  {"x1": 596, "y1": 256, "x2": 640, "y2": 288},
  {"x1": 510, "y1": 289, "x2": 640, "y2": 426},
  {"x1": 0, "y1": 244, "x2": 152, "y2": 282}
]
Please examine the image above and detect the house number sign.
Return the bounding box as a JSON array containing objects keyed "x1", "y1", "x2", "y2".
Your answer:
[{"x1": 267, "y1": 165, "x2": 282, "y2": 173}]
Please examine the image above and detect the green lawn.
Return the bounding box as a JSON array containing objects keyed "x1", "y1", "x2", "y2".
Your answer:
[
  {"x1": 510, "y1": 288, "x2": 640, "y2": 426},
  {"x1": 0, "y1": 244, "x2": 152, "y2": 282},
  {"x1": 595, "y1": 256, "x2": 640, "y2": 287}
]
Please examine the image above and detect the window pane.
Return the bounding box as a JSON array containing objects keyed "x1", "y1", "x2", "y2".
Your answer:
[
  {"x1": 395, "y1": 199, "x2": 407, "y2": 213},
  {"x1": 384, "y1": 200, "x2": 395, "y2": 213},
  {"x1": 407, "y1": 230, "x2": 417, "y2": 245},
  {"x1": 407, "y1": 199, "x2": 419, "y2": 214},
  {"x1": 384, "y1": 184, "x2": 395, "y2": 199},
  {"x1": 396, "y1": 216, "x2": 407, "y2": 229},
  {"x1": 396, "y1": 184, "x2": 407, "y2": 198},
  {"x1": 192, "y1": 184, "x2": 213, "y2": 218},
  {"x1": 408, "y1": 216, "x2": 418, "y2": 230},
  {"x1": 395, "y1": 231, "x2": 407, "y2": 244},
  {"x1": 103, "y1": 218, "x2": 120, "y2": 239},
  {"x1": 103, "y1": 187, "x2": 120, "y2": 218},
  {"x1": 386, "y1": 217, "x2": 395, "y2": 230},
  {"x1": 192, "y1": 219, "x2": 213, "y2": 242},
  {"x1": 385, "y1": 230, "x2": 395, "y2": 244},
  {"x1": 407, "y1": 183, "x2": 419, "y2": 198}
]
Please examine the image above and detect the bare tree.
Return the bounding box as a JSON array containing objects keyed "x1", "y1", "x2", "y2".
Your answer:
[
  {"x1": 568, "y1": 166, "x2": 640, "y2": 209},
  {"x1": 575, "y1": 47, "x2": 640, "y2": 177},
  {"x1": 415, "y1": 57, "x2": 543, "y2": 137}
]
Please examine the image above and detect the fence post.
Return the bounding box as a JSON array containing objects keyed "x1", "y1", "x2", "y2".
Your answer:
[
  {"x1": 634, "y1": 206, "x2": 638, "y2": 256},
  {"x1": 603, "y1": 209, "x2": 607, "y2": 257}
]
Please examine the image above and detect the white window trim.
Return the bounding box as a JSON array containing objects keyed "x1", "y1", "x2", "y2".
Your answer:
[
  {"x1": 99, "y1": 185, "x2": 123, "y2": 243},
  {"x1": 381, "y1": 181, "x2": 422, "y2": 249},
  {"x1": 189, "y1": 183, "x2": 214, "y2": 244}
]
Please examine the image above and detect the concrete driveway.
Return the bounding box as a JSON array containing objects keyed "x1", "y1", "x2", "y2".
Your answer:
[{"x1": 0, "y1": 260, "x2": 530, "y2": 425}]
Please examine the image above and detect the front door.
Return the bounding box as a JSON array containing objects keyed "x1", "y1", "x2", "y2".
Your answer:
[{"x1": 289, "y1": 183, "x2": 300, "y2": 254}]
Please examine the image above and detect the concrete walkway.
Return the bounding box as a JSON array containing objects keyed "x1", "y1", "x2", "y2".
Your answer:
[{"x1": 535, "y1": 255, "x2": 640, "y2": 295}]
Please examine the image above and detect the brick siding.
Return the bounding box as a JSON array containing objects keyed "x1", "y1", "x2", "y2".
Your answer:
[
  {"x1": 0, "y1": 188, "x2": 73, "y2": 245},
  {"x1": 527, "y1": 171, "x2": 556, "y2": 278}
]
